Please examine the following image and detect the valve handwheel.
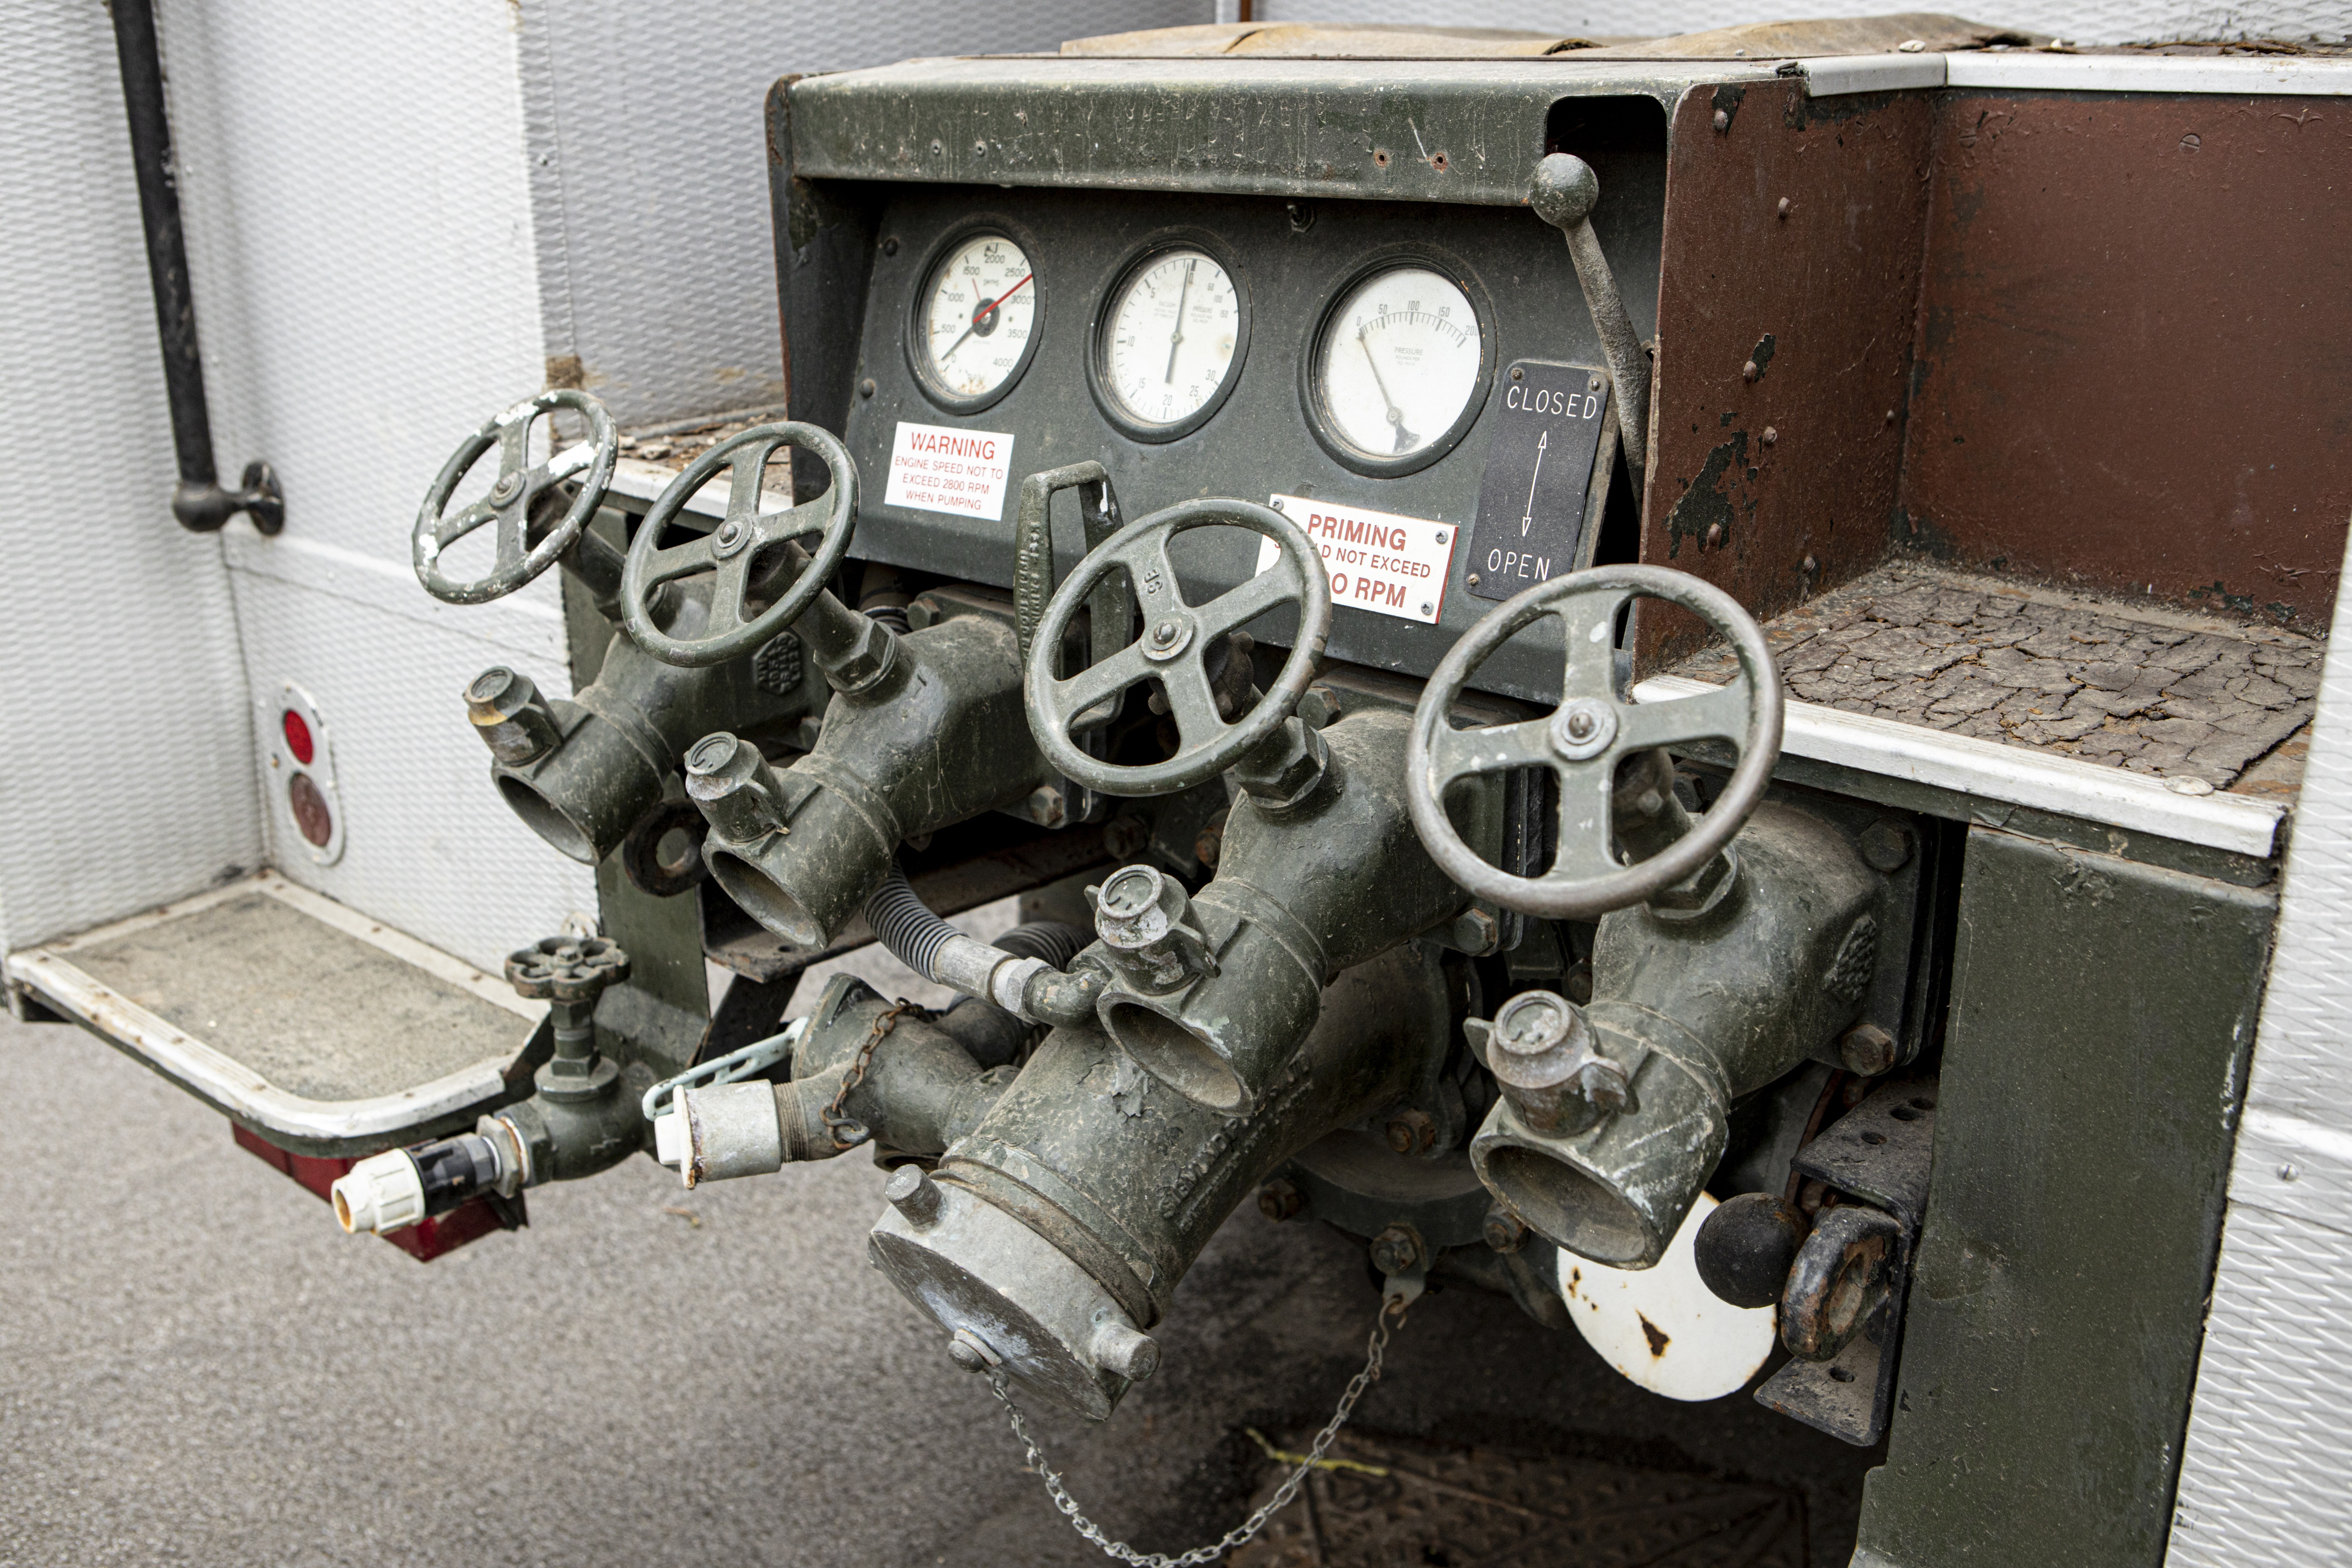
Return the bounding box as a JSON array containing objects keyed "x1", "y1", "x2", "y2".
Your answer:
[
  {"x1": 1405, "y1": 566, "x2": 1783, "y2": 919},
  {"x1": 620, "y1": 423, "x2": 860, "y2": 668},
  {"x1": 1024, "y1": 499, "x2": 1332, "y2": 796},
  {"x1": 414, "y1": 389, "x2": 618, "y2": 604}
]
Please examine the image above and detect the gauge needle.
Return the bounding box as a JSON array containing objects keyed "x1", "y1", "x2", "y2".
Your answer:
[
  {"x1": 1163, "y1": 258, "x2": 1195, "y2": 384},
  {"x1": 938, "y1": 271, "x2": 1034, "y2": 363},
  {"x1": 1356, "y1": 326, "x2": 1419, "y2": 451}
]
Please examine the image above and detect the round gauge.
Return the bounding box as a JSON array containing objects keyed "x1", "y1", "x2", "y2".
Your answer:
[
  {"x1": 1308, "y1": 262, "x2": 1489, "y2": 474},
  {"x1": 912, "y1": 229, "x2": 1042, "y2": 411},
  {"x1": 1094, "y1": 245, "x2": 1247, "y2": 439}
]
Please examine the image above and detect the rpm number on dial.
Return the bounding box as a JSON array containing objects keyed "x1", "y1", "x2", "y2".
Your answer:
[
  {"x1": 915, "y1": 231, "x2": 1040, "y2": 410},
  {"x1": 1310, "y1": 264, "x2": 1487, "y2": 474},
  {"x1": 1097, "y1": 247, "x2": 1245, "y2": 438}
]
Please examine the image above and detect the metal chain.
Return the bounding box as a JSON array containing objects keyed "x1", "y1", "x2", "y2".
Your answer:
[
  {"x1": 822, "y1": 999, "x2": 925, "y2": 1148},
  {"x1": 986, "y1": 1296, "x2": 1405, "y2": 1567}
]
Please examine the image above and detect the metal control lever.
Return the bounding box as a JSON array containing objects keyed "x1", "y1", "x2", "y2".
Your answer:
[
  {"x1": 1529, "y1": 154, "x2": 1652, "y2": 499},
  {"x1": 1013, "y1": 461, "x2": 1132, "y2": 706}
]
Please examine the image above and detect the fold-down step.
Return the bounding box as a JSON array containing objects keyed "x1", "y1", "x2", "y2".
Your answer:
[{"x1": 6, "y1": 872, "x2": 547, "y2": 1159}]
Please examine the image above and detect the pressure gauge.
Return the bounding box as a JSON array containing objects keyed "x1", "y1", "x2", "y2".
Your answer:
[
  {"x1": 1092, "y1": 243, "x2": 1248, "y2": 440},
  {"x1": 910, "y1": 227, "x2": 1042, "y2": 412},
  {"x1": 1307, "y1": 260, "x2": 1491, "y2": 476}
]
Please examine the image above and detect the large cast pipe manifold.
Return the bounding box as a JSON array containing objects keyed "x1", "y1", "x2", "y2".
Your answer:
[
  {"x1": 1091, "y1": 708, "x2": 1484, "y2": 1115},
  {"x1": 870, "y1": 943, "x2": 1454, "y2": 1420},
  {"x1": 468, "y1": 585, "x2": 807, "y2": 867},
  {"x1": 687, "y1": 610, "x2": 1053, "y2": 948},
  {"x1": 1470, "y1": 801, "x2": 1884, "y2": 1268}
]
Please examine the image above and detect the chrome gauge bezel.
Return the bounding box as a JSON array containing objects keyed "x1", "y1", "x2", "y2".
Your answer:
[
  {"x1": 904, "y1": 217, "x2": 1048, "y2": 416},
  {"x1": 1300, "y1": 246, "x2": 1496, "y2": 479},
  {"x1": 1085, "y1": 230, "x2": 1253, "y2": 444}
]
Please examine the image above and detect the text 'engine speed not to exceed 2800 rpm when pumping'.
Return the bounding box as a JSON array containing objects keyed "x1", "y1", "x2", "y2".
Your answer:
[
  {"x1": 1095, "y1": 246, "x2": 1246, "y2": 439},
  {"x1": 915, "y1": 230, "x2": 1040, "y2": 411},
  {"x1": 1310, "y1": 263, "x2": 1487, "y2": 475}
]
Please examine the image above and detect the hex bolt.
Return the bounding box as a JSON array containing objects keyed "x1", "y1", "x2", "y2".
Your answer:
[
  {"x1": 885, "y1": 1164, "x2": 943, "y2": 1228},
  {"x1": 1858, "y1": 821, "x2": 1914, "y2": 873},
  {"x1": 1384, "y1": 1109, "x2": 1437, "y2": 1155},
  {"x1": 1449, "y1": 906, "x2": 1499, "y2": 955},
  {"x1": 1025, "y1": 785, "x2": 1067, "y2": 829},
  {"x1": 1101, "y1": 813, "x2": 1149, "y2": 861},
  {"x1": 1483, "y1": 1206, "x2": 1529, "y2": 1254},
  {"x1": 1257, "y1": 1177, "x2": 1305, "y2": 1223},
  {"x1": 1369, "y1": 1224, "x2": 1424, "y2": 1277},
  {"x1": 1839, "y1": 1022, "x2": 1899, "y2": 1076}
]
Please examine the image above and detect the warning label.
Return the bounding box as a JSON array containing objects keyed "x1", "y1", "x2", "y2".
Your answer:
[
  {"x1": 1255, "y1": 494, "x2": 1459, "y2": 625},
  {"x1": 883, "y1": 420, "x2": 1016, "y2": 522}
]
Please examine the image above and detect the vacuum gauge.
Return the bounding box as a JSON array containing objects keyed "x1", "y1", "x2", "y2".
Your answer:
[{"x1": 1309, "y1": 264, "x2": 1486, "y2": 471}]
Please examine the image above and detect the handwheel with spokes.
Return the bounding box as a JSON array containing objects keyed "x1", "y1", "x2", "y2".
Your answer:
[
  {"x1": 1024, "y1": 498, "x2": 1332, "y2": 797},
  {"x1": 1405, "y1": 566, "x2": 1783, "y2": 919},
  {"x1": 619, "y1": 423, "x2": 859, "y2": 668},
  {"x1": 413, "y1": 389, "x2": 618, "y2": 604}
]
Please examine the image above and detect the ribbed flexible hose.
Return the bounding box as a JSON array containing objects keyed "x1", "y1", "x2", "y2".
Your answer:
[{"x1": 862, "y1": 864, "x2": 1086, "y2": 982}]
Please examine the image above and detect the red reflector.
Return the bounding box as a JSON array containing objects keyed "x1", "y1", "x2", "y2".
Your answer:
[{"x1": 281, "y1": 708, "x2": 315, "y2": 765}]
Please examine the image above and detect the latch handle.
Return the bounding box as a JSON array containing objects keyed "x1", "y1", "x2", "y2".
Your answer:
[
  {"x1": 1530, "y1": 154, "x2": 1652, "y2": 500},
  {"x1": 1014, "y1": 461, "x2": 1131, "y2": 729}
]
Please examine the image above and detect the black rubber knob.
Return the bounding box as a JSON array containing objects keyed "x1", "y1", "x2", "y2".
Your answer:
[{"x1": 1694, "y1": 1191, "x2": 1806, "y2": 1309}]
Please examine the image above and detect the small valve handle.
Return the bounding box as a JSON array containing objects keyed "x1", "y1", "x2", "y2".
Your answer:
[
  {"x1": 414, "y1": 389, "x2": 618, "y2": 604},
  {"x1": 1404, "y1": 565, "x2": 1782, "y2": 920},
  {"x1": 1023, "y1": 498, "x2": 1331, "y2": 797},
  {"x1": 619, "y1": 423, "x2": 859, "y2": 667},
  {"x1": 1529, "y1": 154, "x2": 1651, "y2": 498},
  {"x1": 504, "y1": 935, "x2": 631, "y2": 1003}
]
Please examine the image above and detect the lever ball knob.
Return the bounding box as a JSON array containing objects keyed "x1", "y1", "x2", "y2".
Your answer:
[
  {"x1": 1529, "y1": 152, "x2": 1601, "y2": 230},
  {"x1": 1694, "y1": 1191, "x2": 1807, "y2": 1310}
]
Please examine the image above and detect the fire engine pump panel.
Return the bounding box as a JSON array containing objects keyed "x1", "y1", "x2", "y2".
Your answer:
[{"x1": 29, "y1": 14, "x2": 2349, "y2": 1566}]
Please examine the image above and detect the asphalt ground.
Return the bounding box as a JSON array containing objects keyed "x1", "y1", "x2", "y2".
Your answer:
[{"x1": 0, "y1": 945, "x2": 1878, "y2": 1568}]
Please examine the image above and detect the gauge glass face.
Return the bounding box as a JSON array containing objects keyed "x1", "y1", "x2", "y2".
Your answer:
[
  {"x1": 1314, "y1": 266, "x2": 1483, "y2": 461},
  {"x1": 919, "y1": 232, "x2": 1038, "y2": 401},
  {"x1": 1100, "y1": 249, "x2": 1242, "y2": 429}
]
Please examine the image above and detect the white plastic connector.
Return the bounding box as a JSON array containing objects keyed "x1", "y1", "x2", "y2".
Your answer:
[
  {"x1": 653, "y1": 1109, "x2": 690, "y2": 1171},
  {"x1": 330, "y1": 1149, "x2": 426, "y2": 1236}
]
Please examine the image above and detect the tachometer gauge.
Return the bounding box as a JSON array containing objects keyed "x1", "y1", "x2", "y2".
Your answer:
[
  {"x1": 1094, "y1": 244, "x2": 1247, "y2": 440},
  {"x1": 1308, "y1": 262, "x2": 1489, "y2": 475},
  {"x1": 912, "y1": 229, "x2": 1042, "y2": 412}
]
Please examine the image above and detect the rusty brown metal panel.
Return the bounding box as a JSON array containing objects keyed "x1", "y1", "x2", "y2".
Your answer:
[
  {"x1": 1899, "y1": 93, "x2": 2352, "y2": 632},
  {"x1": 1637, "y1": 79, "x2": 1934, "y2": 670}
]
